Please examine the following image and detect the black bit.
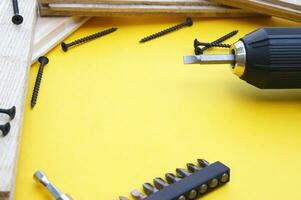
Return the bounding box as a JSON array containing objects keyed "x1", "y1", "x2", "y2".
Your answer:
[
  {"x1": 0, "y1": 106, "x2": 16, "y2": 120},
  {"x1": 165, "y1": 173, "x2": 181, "y2": 184},
  {"x1": 140, "y1": 18, "x2": 193, "y2": 43},
  {"x1": 165, "y1": 173, "x2": 187, "y2": 200},
  {"x1": 143, "y1": 183, "x2": 158, "y2": 195},
  {"x1": 0, "y1": 123, "x2": 11, "y2": 137},
  {"x1": 31, "y1": 56, "x2": 49, "y2": 108},
  {"x1": 12, "y1": 0, "x2": 23, "y2": 25},
  {"x1": 131, "y1": 189, "x2": 147, "y2": 200},
  {"x1": 153, "y1": 177, "x2": 169, "y2": 189},
  {"x1": 197, "y1": 159, "x2": 210, "y2": 168},
  {"x1": 176, "y1": 168, "x2": 191, "y2": 178},
  {"x1": 186, "y1": 163, "x2": 200, "y2": 172},
  {"x1": 61, "y1": 27, "x2": 118, "y2": 52}
]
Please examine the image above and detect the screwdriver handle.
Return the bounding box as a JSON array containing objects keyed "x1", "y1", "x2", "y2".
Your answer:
[{"x1": 240, "y1": 27, "x2": 301, "y2": 89}]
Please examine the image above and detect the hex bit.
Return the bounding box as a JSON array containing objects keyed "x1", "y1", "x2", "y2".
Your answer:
[{"x1": 34, "y1": 170, "x2": 72, "y2": 200}]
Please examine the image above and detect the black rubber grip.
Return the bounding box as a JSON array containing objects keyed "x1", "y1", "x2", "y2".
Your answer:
[{"x1": 240, "y1": 27, "x2": 301, "y2": 89}]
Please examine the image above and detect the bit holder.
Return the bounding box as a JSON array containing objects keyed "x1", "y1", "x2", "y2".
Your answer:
[{"x1": 121, "y1": 159, "x2": 230, "y2": 200}]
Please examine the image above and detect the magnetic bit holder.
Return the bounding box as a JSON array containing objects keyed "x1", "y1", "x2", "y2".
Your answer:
[
  {"x1": 34, "y1": 170, "x2": 72, "y2": 200},
  {"x1": 120, "y1": 159, "x2": 230, "y2": 200}
]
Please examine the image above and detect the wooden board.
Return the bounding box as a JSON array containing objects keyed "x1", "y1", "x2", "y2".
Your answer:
[
  {"x1": 0, "y1": 0, "x2": 37, "y2": 200},
  {"x1": 39, "y1": 0, "x2": 216, "y2": 4},
  {"x1": 32, "y1": 16, "x2": 89, "y2": 63},
  {"x1": 38, "y1": 0, "x2": 266, "y2": 17},
  {"x1": 209, "y1": 0, "x2": 301, "y2": 22}
]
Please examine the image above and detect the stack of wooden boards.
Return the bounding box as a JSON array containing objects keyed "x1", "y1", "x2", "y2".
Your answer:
[
  {"x1": 38, "y1": 0, "x2": 266, "y2": 17},
  {"x1": 38, "y1": 0, "x2": 301, "y2": 22}
]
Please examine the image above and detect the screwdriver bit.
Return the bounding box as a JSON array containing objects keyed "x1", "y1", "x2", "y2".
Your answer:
[
  {"x1": 183, "y1": 54, "x2": 235, "y2": 64},
  {"x1": 143, "y1": 183, "x2": 159, "y2": 195},
  {"x1": 34, "y1": 170, "x2": 72, "y2": 200},
  {"x1": 197, "y1": 159, "x2": 211, "y2": 167},
  {"x1": 165, "y1": 173, "x2": 181, "y2": 183},
  {"x1": 186, "y1": 163, "x2": 200, "y2": 172},
  {"x1": 176, "y1": 168, "x2": 191, "y2": 178},
  {"x1": 131, "y1": 189, "x2": 147, "y2": 200},
  {"x1": 153, "y1": 177, "x2": 169, "y2": 189},
  {"x1": 121, "y1": 159, "x2": 230, "y2": 200}
]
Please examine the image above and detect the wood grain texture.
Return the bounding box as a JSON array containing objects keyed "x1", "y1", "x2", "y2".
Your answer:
[
  {"x1": 0, "y1": 0, "x2": 37, "y2": 200},
  {"x1": 39, "y1": 0, "x2": 218, "y2": 5},
  {"x1": 38, "y1": 1, "x2": 265, "y2": 17},
  {"x1": 209, "y1": 0, "x2": 301, "y2": 22}
]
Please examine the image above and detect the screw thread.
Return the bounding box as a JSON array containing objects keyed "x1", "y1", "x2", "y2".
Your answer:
[
  {"x1": 140, "y1": 18, "x2": 192, "y2": 43},
  {"x1": 68, "y1": 27, "x2": 118, "y2": 47},
  {"x1": 31, "y1": 65, "x2": 44, "y2": 108},
  {"x1": 12, "y1": 0, "x2": 19, "y2": 14},
  {"x1": 201, "y1": 30, "x2": 238, "y2": 52},
  {"x1": 198, "y1": 42, "x2": 231, "y2": 48}
]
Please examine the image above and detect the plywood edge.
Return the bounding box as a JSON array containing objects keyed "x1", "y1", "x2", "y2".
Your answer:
[
  {"x1": 209, "y1": 0, "x2": 301, "y2": 22},
  {"x1": 39, "y1": 3, "x2": 267, "y2": 17},
  {"x1": 38, "y1": 0, "x2": 218, "y2": 6}
]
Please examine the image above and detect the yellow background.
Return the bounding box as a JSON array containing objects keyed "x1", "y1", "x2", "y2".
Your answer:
[{"x1": 15, "y1": 17, "x2": 301, "y2": 200}]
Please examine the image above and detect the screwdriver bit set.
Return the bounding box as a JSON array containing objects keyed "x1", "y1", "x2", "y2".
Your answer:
[{"x1": 120, "y1": 159, "x2": 230, "y2": 200}]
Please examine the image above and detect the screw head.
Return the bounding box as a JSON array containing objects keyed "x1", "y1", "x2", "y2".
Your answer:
[
  {"x1": 12, "y1": 14, "x2": 23, "y2": 25},
  {"x1": 8, "y1": 106, "x2": 16, "y2": 120},
  {"x1": 1, "y1": 122, "x2": 11, "y2": 137},
  {"x1": 186, "y1": 17, "x2": 193, "y2": 26},
  {"x1": 61, "y1": 42, "x2": 68, "y2": 52},
  {"x1": 38, "y1": 56, "x2": 49, "y2": 65},
  {"x1": 194, "y1": 39, "x2": 200, "y2": 48},
  {"x1": 194, "y1": 47, "x2": 203, "y2": 55}
]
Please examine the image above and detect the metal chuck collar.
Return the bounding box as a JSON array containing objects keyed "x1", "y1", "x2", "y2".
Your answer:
[{"x1": 0, "y1": 106, "x2": 16, "y2": 137}]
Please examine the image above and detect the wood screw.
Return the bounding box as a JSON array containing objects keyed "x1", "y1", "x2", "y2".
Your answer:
[
  {"x1": 31, "y1": 56, "x2": 49, "y2": 108},
  {"x1": 140, "y1": 17, "x2": 193, "y2": 43},
  {"x1": 12, "y1": 0, "x2": 23, "y2": 25},
  {"x1": 194, "y1": 30, "x2": 238, "y2": 55},
  {"x1": 194, "y1": 40, "x2": 231, "y2": 48},
  {"x1": 61, "y1": 27, "x2": 118, "y2": 52}
]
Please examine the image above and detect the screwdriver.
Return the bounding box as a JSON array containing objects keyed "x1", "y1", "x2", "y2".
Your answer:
[{"x1": 184, "y1": 27, "x2": 301, "y2": 89}]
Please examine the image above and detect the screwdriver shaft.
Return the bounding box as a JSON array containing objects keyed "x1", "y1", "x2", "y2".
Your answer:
[{"x1": 183, "y1": 54, "x2": 235, "y2": 64}]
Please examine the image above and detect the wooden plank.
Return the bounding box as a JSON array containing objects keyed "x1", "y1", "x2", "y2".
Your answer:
[
  {"x1": 268, "y1": 0, "x2": 301, "y2": 10},
  {"x1": 39, "y1": 0, "x2": 218, "y2": 5},
  {"x1": 0, "y1": 0, "x2": 37, "y2": 199},
  {"x1": 39, "y1": 2, "x2": 266, "y2": 17},
  {"x1": 32, "y1": 16, "x2": 89, "y2": 63},
  {"x1": 209, "y1": 0, "x2": 301, "y2": 22}
]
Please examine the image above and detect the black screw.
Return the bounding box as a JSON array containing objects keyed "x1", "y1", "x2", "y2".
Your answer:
[
  {"x1": 31, "y1": 56, "x2": 49, "y2": 108},
  {"x1": 61, "y1": 27, "x2": 118, "y2": 52},
  {"x1": 12, "y1": 0, "x2": 23, "y2": 25},
  {"x1": 140, "y1": 17, "x2": 193, "y2": 43},
  {"x1": 194, "y1": 30, "x2": 238, "y2": 55},
  {"x1": 194, "y1": 41, "x2": 231, "y2": 48},
  {"x1": 0, "y1": 106, "x2": 16, "y2": 120},
  {"x1": 0, "y1": 123, "x2": 11, "y2": 137}
]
